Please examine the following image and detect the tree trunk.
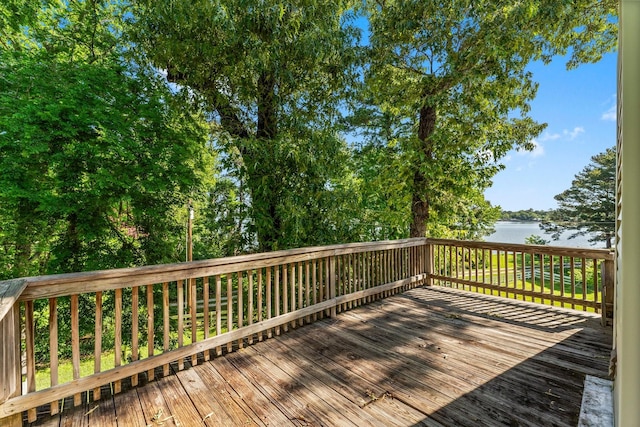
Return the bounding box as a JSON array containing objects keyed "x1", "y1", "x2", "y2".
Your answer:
[
  {"x1": 252, "y1": 71, "x2": 281, "y2": 251},
  {"x1": 410, "y1": 103, "x2": 436, "y2": 238}
]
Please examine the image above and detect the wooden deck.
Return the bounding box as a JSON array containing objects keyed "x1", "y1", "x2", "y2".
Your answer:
[{"x1": 27, "y1": 286, "x2": 612, "y2": 427}]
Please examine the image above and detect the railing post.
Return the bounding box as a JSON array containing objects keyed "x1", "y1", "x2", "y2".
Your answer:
[
  {"x1": 329, "y1": 256, "x2": 337, "y2": 318},
  {"x1": 425, "y1": 240, "x2": 433, "y2": 286},
  {"x1": 601, "y1": 259, "x2": 615, "y2": 326},
  {"x1": 0, "y1": 304, "x2": 23, "y2": 427}
]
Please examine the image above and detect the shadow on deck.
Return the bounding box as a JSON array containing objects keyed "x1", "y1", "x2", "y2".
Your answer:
[{"x1": 27, "y1": 286, "x2": 612, "y2": 427}]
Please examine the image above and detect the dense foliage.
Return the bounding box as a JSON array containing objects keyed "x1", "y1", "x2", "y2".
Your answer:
[
  {"x1": 501, "y1": 209, "x2": 552, "y2": 221},
  {"x1": 0, "y1": 1, "x2": 214, "y2": 278},
  {"x1": 0, "y1": 0, "x2": 618, "y2": 275}
]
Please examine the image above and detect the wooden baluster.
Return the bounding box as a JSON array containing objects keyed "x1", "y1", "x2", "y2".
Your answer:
[
  {"x1": 329, "y1": 256, "x2": 337, "y2": 318},
  {"x1": 410, "y1": 246, "x2": 415, "y2": 281},
  {"x1": 381, "y1": 249, "x2": 393, "y2": 292},
  {"x1": 343, "y1": 255, "x2": 349, "y2": 307},
  {"x1": 481, "y1": 249, "x2": 486, "y2": 289},
  {"x1": 227, "y1": 273, "x2": 233, "y2": 351},
  {"x1": 489, "y1": 249, "x2": 496, "y2": 295},
  {"x1": 248, "y1": 271, "x2": 254, "y2": 344},
  {"x1": 162, "y1": 282, "x2": 170, "y2": 376},
  {"x1": 305, "y1": 261, "x2": 311, "y2": 323},
  {"x1": 570, "y1": 257, "x2": 576, "y2": 309},
  {"x1": 593, "y1": 259, "x2": 599, "y2": 306},
  {"x1": 355, "y1": 253, "x2": 360, "y2": 306},
  {"x1": 93, "y1": 293, "x2": 101, "y2": 401},
  {"x1": 282, "y1": 265, "x2": 288, "y2": 332},
  {"x1": 203, "y1": 277, "x2": 210, "y2": 360},
  {"x1": 505, "y1": 251, "x2": 510, "y2": 297},
  {"x1": 363, "y1": 251, "x2": 368, "y2": 299},
  {"x1": 114, "y1": 288, "x2": 122, "y2": 393},
  {"x1": 69, "y1": 294, "x2": 82, "y2": 406},
  {"x1": 520, "y1": 253, "x2": 526, "y2": 299},
  {"x1": 473, "y1": 248, "x2": 478, "y2": 292},
  {"x1": 336, "y1": 256, "x2": 342, "y2": 312},
  {"x1": 215, "y1": 275, "x2": 222, "y2": 355},
  {"x1": 559, "y1": 256, "x2": 565, "y2": 307},
  {"x1": 289, "y1": 263, "x2": 296, "y2": 328},
  {"x1": 346, "y1": 255, "x2": 352, "y2": 308},
  {"x1": 298, "y1": 262, "x2": 304, "y2": 326},
  {"x1": 147, "y1": 285, "x2": 155, "y2": 379},
  {"x1": 274, "y1": 265, "x2": 281, "y2": 334},
  {"x1": 238, "y1": 272, "x2": 244, "y2": 348},
  {"x1": 355, "y1": 252, "x2": 359, "y2": 299},
  {"x1": 495, "y1": 250, "x2": 500, "y2": 294},
  {"x1": 366, "y1": 252, "x2": 371, "y2": 302},
  {"x1": 448, "y1": 246, "x2": 453, "y2": 288},
  {"x1": 455, "y1": 246, "x2": 460, "y2": 286},
  {"x1": 312, "y1": 260, "x2": 318, "y2": 321},
  {"x1": 581, "y1": 257, "x2": 587, "y2": 310},
  {"x1": 387, "y1": 250, "x2": 391, "y2": 295},
  {"x1": 47, "y1": 298, "x2": 60, "y2": 413},
  {"x1": 266, "y1": 268, "x2": 273, "y2": 338},
  {"x1": 257, "y1": 269, "x2": 263, "y2": 341},
  {"x1": 25, "y1": 300, "x2": 37, "y2": 421},
  {"x1": 513, "y1": 251, "x2": 524, "y2": 299},
  {"x1": 348, "y1": 254, "x2": 353, "y2": 304},
  {"x1": 190, "y1": 278, "x2": 197, "y2": 365},
  {"x1": 177, "y1": 280, "x2": 185, "y2": 370},
  {"x1": 319, "y1": 258, "x2": 325, "y2": 317},
  {"x1": 131, "y1": 286, "x2": 139, "y2": 385}
]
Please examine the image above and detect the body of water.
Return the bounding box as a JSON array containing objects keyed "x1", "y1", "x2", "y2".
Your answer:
[{"x1": 485, "y1": 221, "x2": 605, "y2": 248}]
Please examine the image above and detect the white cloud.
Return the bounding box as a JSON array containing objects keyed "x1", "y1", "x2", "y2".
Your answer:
[
  {"x1": 539, "y1": 132, "x2": 561, "y2": 142},
  {"x1": 601, "y1": 105, "x2": 616, "y2": 121},
  {"x1": 517, "y1": 139, "x2": 545, "y2": 158},
  {"x1": 601, "y1": 94, "x2": 617, "y2": 121},
  {"x1": 563, "y1": 127, "x2": 585, "y2": 140}
]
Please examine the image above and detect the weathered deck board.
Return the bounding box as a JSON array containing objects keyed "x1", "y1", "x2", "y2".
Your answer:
[{"x1": 26, "y1": 286, "x2": 612, "y2": 427}]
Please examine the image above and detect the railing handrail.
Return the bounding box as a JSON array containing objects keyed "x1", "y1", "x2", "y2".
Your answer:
[
  {"x1": 426, "y1": 238, "x2": 614, "y2": 260},
  {"x1": 15, "y1": 238, "x2": 427, "y2": 301}
]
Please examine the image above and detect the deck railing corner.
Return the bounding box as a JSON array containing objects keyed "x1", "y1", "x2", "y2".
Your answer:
[{"x1": 0, "y1": 278, "x2": 28, "y2": 427}]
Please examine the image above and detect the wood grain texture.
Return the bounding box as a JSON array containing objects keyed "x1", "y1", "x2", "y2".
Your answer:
[
  {"x1": 2, "y1": 237, "x2": 614, "y2": 424},
  {"x1": 0, "y1": 280, "x2": 26, "y2": 326},
  {"x1": 22, "y1": 286, "x2": 611, "y2": 427},
  {"x1": 18, "y1": 239, "x2": 428, "y2": 301}
]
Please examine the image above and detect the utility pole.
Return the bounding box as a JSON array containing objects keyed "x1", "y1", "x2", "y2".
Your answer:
[
  {"x1": 187, "y1": 200, "x2": 194, "y2": 313},
  {"x1": 187, "y1": 199, "x2": 193, "y2": 263}
]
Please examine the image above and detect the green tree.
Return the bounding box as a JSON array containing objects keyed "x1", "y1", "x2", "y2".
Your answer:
[
  {"x1": 130, "y1": 0, "x2": 362, "y2": 251},
  {"x1": 0, "y1": 0, "x2": 214, "y2": 277},
  {"x1": 541, "y1": 147, "x2": 615, "y2": 248},
  {"x1": 363, "y1": 0, "x2": 617, "y2": 238}
]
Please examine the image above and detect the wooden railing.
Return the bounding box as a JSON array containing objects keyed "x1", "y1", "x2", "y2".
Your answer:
[
  {"x1": 427, "y1": 239, "x2": 615, "y2": 320},
  {"x1": 0, "y1": 239, "x2": 428, "y2": 424},
  {"x1": 0, "y1": 237, "x2": 615, "y2": 424}
]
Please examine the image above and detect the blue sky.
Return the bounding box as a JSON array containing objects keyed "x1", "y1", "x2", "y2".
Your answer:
[{"x1": 484, "y1": 52, "x2": 617, "y2": 211}]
